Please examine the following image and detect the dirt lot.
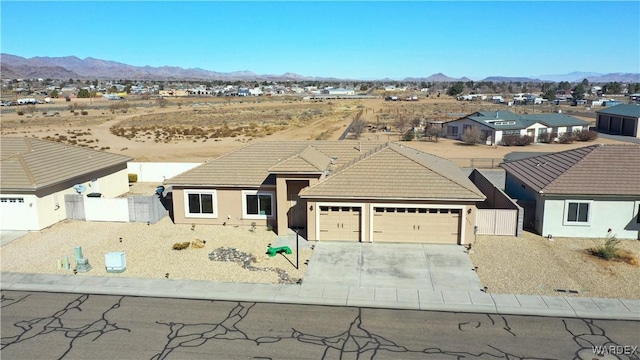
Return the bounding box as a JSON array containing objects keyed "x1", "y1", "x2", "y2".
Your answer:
[
  {"x1": 470, "y1": 232, "x2": 640, "y2": 299},
  {"x1": 0, "y1": 95, "x2": 626, "y2": 162}
]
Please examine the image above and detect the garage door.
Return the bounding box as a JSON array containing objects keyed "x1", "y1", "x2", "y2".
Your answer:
[
  {"x1": 319, "y1": 206, "x2": 361, "y2": 241},
  {"x1": 373, "y1": 207, "x2": 460, "y2": 244}
]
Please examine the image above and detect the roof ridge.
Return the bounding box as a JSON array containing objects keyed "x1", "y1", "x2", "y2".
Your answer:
[
  {"x1": 16, "y1": 153, "x2": 37, "y2": 187},
  {"x1": 333, "y1": 142, "x2": 389, "y2": 173},
  {"x1": 388, "y1": 143, "x2": 485, "y2": 198}
]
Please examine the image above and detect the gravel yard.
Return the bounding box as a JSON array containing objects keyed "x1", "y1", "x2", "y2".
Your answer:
[
  {"x1": 0, "y1": 218, "x2": 312, "y2": 284},
  {"x1": 469, "y1": 232, "x2": 640, "y2": 299}
]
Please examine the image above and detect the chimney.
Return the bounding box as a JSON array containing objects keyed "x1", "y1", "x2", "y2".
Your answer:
[{"x1": 495, "y1": 111, "x2": 499, "y2": 118}]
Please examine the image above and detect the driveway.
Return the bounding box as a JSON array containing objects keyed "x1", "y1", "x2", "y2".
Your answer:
[
  {"x1": 1, "y1": 230, "x2": 28, "y2": 247},
  {"x1": 304, "y1": 242, "x2": 483, "y2": 291}
]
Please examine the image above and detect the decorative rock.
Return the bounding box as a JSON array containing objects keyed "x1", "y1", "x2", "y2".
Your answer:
[{"x1": 208, "y1": 247, "x2": 295, "y2": 284}]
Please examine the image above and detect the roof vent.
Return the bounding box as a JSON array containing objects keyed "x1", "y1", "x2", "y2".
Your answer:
[{"x1": 495, "y1": 111, "x2": 499, "y2": 118}]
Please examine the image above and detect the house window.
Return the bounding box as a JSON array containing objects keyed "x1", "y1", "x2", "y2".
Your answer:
[
  {"x1": 0, "y1": 197, "x2": 25, "y2": 203},
  {"x1": 184, "y1": 190, "x2": 217, "y2": 218},
  {"x1": 462, "y1": 124, "x2": 474, "y2": 133},
  {"x1": 503, "y1": 130, "x2": 521, "y2": 136},
  {"x1": 564, "y1": 201, "x2": 590, "y2": 224},
  {"x1": 243, "y1": 190, "x2": 274, "y2": 219},
  {"x1": 447, "y1": 126, "x2": 458, "y2": 136}
]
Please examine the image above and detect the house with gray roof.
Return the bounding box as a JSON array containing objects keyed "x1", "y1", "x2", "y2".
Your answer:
[
  {"x1": 0, "y1": 137, "x2": 132, "y2": 231},
  {"x1": 165, "y1": 141, "x2": 486, "y2": 244},
  {"x1": 500, "y1": 144, "x2": 640, "y2": 239},
  {"x1": 445, "y1": 110, "x2": 590, "y2": 145},
  {"x1": 595, "y1": 104, "x2": 640, "y2": 138}
]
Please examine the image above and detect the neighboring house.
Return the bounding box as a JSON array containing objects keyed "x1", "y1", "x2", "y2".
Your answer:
[
  {"x1": 595, "y1": 104, "x2": 640, "y2": 138},
  {"x1": 323, "y1": 88, "x2": 355, "y2": 96},
  {"x1": 164, "y1": 141, "x2": 486, "y2": 244},
  {"x1": 0, "y1": 137, "x2": 132, "y2": 231},
  {"x1": 500, "y1": 144, "x2": 640, "y2": 239},
  {"x1": 445, "y1": 110, "x2": 590, "y2": 145}
]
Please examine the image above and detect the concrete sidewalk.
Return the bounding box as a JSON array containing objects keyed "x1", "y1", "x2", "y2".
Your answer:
[{"x1": 1, "y1": 272, "x2": 638, "y2": 321}]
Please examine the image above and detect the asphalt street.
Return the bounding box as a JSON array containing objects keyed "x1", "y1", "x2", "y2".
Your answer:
[{"x1": 2, "y1": 291, "x2": 639, "y2": 360}]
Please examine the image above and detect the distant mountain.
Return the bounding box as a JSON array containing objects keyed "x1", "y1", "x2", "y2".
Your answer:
[
  {"x1": 1, "y1": 54, "x2": 638, "y2": 83},
  {"x1": 481, "y1": 76, "x2": 543, "y2": 83}
]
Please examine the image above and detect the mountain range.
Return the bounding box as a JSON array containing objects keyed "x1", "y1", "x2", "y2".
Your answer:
[{"x1": 1, "y1": 54, "x2": 639, "y2": 83}]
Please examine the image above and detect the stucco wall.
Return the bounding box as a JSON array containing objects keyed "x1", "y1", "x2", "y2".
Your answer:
[
  {"x1": 542, "y1": 197, "x2": 639, "y2": 239},
  {"x1": 172, "y1": 186, "x2": 277, "y2": 228}
]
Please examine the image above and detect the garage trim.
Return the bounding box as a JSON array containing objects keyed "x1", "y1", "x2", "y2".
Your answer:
[
  {"x1": 368, "y1": 203, "x2": 468, "y2": 244},
  {"x1": 315, "y1": 202, "x2": 365, "y2": 241}
]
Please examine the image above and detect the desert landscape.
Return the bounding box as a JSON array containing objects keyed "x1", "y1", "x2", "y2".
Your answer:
[{"x1": 0, "y1": 94, "x2": 627, "y2": 163}]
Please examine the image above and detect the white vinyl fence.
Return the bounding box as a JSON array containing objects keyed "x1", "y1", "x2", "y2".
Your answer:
[{"x1": 84, "y1": 198, "x2": 130, "y2": 222}]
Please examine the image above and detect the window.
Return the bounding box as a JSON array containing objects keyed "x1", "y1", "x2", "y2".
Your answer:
[
  {"x1": 565, "y1": 201, "x2": 590, "y2": 224},
  {"x1": 447, "y1": 126, "x2": 458, "y2": 136},
  {"x1": 184, "y1": 190, "x2": 217, "y2": 218},
  {"x1": 243, "y1": 191, "x2": 274, "y2": 219},
  {"x1": 0, "y1": 197, "x2": 25, "y2": 203},
  {"x1": 503, "y1": 130, "x2": 521, "y2": 136}
]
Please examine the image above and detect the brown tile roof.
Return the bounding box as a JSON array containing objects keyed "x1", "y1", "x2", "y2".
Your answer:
[
  {"x1": 165, "y1": 141, "x2": 383, "y2": 187},
  {"x1": 267, "y1": 145, "x2": 332, "y2": 174},
  {"x1": 500, "y1": 144, "x2": 640, "y2": 196},
  {"x1": 299, "y1": 143, "x2": 486, "y2": 200},
  {"x1": 1, "y1": 137, "x2": 133, "y2": 192}
]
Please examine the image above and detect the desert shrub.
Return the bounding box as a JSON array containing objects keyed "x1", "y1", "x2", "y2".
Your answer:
[
  {"x1": 461, "y1": 127, "x2": 482, "y2": 145},
  {"x1": 537, "y1": 132, "x2": 558, "y2": 143},
  {"x1": 17, "y1": 110, "x2": 24, "y2": 116},
  {"x1": 425, "y1": 126, "x2": 447, "y2": 142},
  {"x1": 589, "y1": 231, "x2": 621, "y2": 260},
  {"x1": 501, "y1": 134, "x2": 533, "y2": 146},
  {"x1": 81, "y1": 110, "x2": 88, "y2": 116},
  {"x1": 402, "y1": 130, "x2": 415, "y2": 141},
  {"x1": 558, "y1": 132, "x2": 575, "y2": 144},
  {"x1": 574, "y1": 129, "x2": 598, "y2": 142},
  {"x1": 128, "y1": 173, "x2": 138, "y2": 183},
  {"x1": 172, "y1": 242, "x2": 191, "y2": 250}
]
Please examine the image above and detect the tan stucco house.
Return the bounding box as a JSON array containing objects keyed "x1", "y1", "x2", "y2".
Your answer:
[
  {"x1": 165, "y1": 141, "x2": 486, "y2": 244},
  {"x1": 0, "y1": 137, "x2": 132, "y2": 231}
]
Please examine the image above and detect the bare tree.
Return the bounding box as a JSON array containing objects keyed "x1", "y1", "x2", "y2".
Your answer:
[
  {"x1": 425, "y1": 126, "x2": 447, "y2": 142},
  {"x1": 461, "y1": 127, "x2": 482, "y2": 145},
  {"x1": 351, "y1": 118, "x2": 367, "y2": 139},
  {"x1": 394, "y1": 116, "x2": 408, "y2": 136}
]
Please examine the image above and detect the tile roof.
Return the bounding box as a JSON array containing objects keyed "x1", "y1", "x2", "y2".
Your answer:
[
  {"x1": 300, "y1": 143, "x2": 485, "y2": 200},
  {"x1": 165, "y1": 141, "x2": 383, "y2": 187},
  {"x1": 595, "y1": 104, "x2": 640, "y2": 118},
  {"x1": 500, "y1": 144, "x2": 640, "y2": 196},
  {"x1": 462, "y1": 111, "x2": 589, "y2": 130},
  {"x1": 267, "y1": 145, "x2": 332, "y2": 174},
  {"x1": 1, "y1": 137, "x2": 133, "y2": 192}
]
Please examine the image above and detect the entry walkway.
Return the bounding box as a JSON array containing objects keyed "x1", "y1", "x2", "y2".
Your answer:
[{"x1": 1, "y1": 272, "x2": 637, "y2": 321}]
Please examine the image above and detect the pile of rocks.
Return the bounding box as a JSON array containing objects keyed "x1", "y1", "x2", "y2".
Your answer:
[{"x1": 208, "y1": 247, "x2": 296, "y2": 284}]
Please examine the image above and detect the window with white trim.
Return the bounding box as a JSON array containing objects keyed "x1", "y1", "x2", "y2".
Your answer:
[
  {"x1": 184, "y1": 190, "x2": 217, "y2": 218},
  {"x1": 242, "y1": 190, "x2": 274, "y2": 219},
  {"x1": 0, "y1": 197, "x2": 25, "y2": 203},
  {"x1": 564, "y1": 201, "x2": 590, "y2": 224}
]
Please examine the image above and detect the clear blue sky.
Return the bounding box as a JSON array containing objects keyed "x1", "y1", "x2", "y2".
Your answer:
[{"x1": 2, "y1": 1, "x2": 639, "y2": 80}]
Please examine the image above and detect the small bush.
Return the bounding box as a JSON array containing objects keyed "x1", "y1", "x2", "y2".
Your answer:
[
  {"x1": 558, "y1": 132, "x2": 575, "y2": 144},
  {"x1": 172, "y1": 242, "x2": 191, "y2": 250},
  {"x1": 128, "y1": 173, "x2": 138, "y2": 183},
  {"x1": 17, "y1": 110, "x2": 24, "y2": 116},
  {"x1": 574, "y1": 129, "x2": 598, "y2": 142},
  {"x1": 461, "y1": 127, "x2": 482, "y2": 145},
  {"x1": 402, "y1": 130, "x2": 415, "y2": 141},
  {"x1": 537, "y1": 132, "x2": 558, "y2": 143},
  {"x1": 81, "y1": 110, "x2": 88, "y2": 116},
  {"x1": 589, "y1": 231, "x2": 621, "y2": 260},
  {"x1": 501, "y1": 134, "x2": 533, "y2": 146}
]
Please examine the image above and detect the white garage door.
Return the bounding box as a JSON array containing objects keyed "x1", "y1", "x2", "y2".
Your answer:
[
  {"x1": 319, "y1": 206, "x2": 361, "y2": 241},
  {"x1": 373, "y1": 207, "x2": 460, "y2": 244},
  {"x1": 0, "y1": 196, "x2": 39, "y2": 230}
]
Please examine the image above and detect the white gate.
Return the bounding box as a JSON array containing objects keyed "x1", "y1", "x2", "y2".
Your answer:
[
  {"x1": 476, "y1": 209, "x2": 517, "y2": 236},
  {"x1": 84, "y1": 198, "x2": 129, "y2": 222}
]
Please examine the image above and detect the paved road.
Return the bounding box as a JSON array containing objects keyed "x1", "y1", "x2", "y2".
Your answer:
[{"x1": 2, "y1": 291, "x2": 638, "y2": 360}]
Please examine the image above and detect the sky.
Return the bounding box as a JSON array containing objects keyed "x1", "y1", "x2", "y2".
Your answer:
[{"x1": 1, "y1": 1, "x2": 639, "y2": 80}]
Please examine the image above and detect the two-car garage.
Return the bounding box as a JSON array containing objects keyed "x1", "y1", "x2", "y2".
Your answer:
[{"x1": 316, "y1": 204, "x2": 463, "y2": 244}]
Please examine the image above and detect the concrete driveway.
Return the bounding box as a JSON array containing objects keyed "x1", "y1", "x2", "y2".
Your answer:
[
  {"x1": 304, "y1": 242, "x2": 483, "y2": 291},
  {"x1": 1, "y1": 230, "x2": 28, "y2": 247}
]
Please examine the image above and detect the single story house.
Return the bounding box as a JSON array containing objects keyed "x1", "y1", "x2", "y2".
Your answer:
[
  {"x1": 500, "y1": 144, "x2": 640, "y2": 239},
  {"x1": 165, "y1": 141, "x2": 486, "y2": 244},
  {"x1": 0, "y1": 137, "x2": 132, "y2": 231},
  {"x1": 445, "y1": 110, "x2": 590, "y2": 145},
  {"x1": 595, "y1": 104, "x2": 640, "y2": 138}
]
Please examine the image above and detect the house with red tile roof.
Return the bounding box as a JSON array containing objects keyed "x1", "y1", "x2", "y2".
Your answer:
[{"x1": 500, "y1": 144, "x2": 640, "y2": 239}]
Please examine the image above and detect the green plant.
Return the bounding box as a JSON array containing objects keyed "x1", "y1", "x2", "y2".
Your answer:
[
  {"x1": 172, "y1": 242, "x2": 190, "y2": 250},
  {"x1": 589, "y1": 229, "x2": 621, "y2": 260},
  {"x1": 402, "y1": 130, "x2": 415, "y2": 141},
  {"x1": 266, "y1": 225, "x2": 273, "y2": 232},
  {"x1": 128, "y1": 173, "x2": 138, "y2": 183}
]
